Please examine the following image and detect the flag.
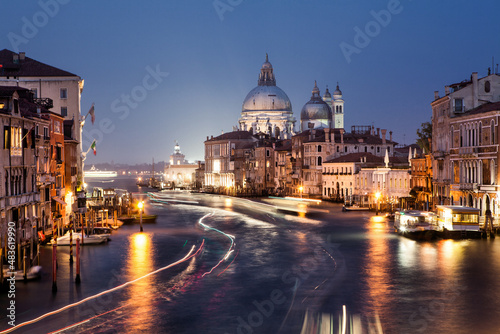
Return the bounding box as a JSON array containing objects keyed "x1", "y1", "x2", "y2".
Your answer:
[
  {"x1": 88, "y1": 104, "x2": 95, "y2": 125},
  {"x1": 90, "y1": 140, "x2": 96, "y2": 155}
]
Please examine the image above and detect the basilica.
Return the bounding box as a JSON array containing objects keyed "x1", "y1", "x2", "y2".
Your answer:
[
  {"x1": 205, "y1": 55, "x2": 397, "y2": 200},
  {"x1": 238, "y1": 55, "x2": 345, "y2": 138}
]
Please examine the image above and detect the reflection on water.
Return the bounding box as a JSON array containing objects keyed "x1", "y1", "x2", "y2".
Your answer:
[
  {"x1": 125, "y1": 233, "x2": 156, "y2": 332},
  {"x1": 363, "y1": 216, "x2": 395, "y2": 328}
]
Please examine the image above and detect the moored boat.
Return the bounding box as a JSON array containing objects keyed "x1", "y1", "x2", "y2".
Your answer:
[
  {"x1": 435, "y1": 205, "x2": 482, "y2": 239},
  {"x1": 3, "y1": 266, "x2": 42, "y2": 281},
  {"x1": 394, "y1": 210, "x2": 437, "y2": 240},
  {"x1": 50, "y1": 231, "x2": 107, "y2": 245}
]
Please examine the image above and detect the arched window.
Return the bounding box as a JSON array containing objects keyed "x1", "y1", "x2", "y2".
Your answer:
[
  {"x1": 339, "y1": 106, "x2": 342, "y2": 113},
  {"x1": 492, "y1": 123, "x2": 495, "y2": 144},
  {"x1": 485, "y1": 80, "x2": 491, "y2": 93},
  {"x1": 318, "y1": 145, "x2": 322, "y2": 152},
  {"x1": 318, "y1": 156, "x2": 322, "y2": 166},
  {"x1": 479, "y1": 122, "x2": 482, "y2": 146},
  {"x1": 275, "y1": 127, "x2": 280, "y2": 138}
]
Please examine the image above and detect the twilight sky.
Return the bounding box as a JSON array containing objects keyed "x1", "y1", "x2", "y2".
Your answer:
[{"x1": 2, "y1": 0, "x2": 500, "y2": 164}]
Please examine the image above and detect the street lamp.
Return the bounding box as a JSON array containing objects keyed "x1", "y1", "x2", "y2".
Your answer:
[
  {"x1": 138, "y1": 201, "x2": 144, "y2": 232},
  {"x1": 375, "y1": 192, "x2": 381, "y2": 215},
  {"x1": 299, "y1": 186, "x2": 303, "y2": 199}
]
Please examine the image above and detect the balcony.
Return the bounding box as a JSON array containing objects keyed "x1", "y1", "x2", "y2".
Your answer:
[
  {"x1": 459, "y1": 183, "x2": 477, "y2": 191},
  {"x1": 6, "y1": 192, "x2": 40, "y2": 207},
  {"x1": 34, "y1": 97, "x2": 53, "y2": 109}
]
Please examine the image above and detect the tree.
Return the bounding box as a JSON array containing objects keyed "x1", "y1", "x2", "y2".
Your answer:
[{"x1": 416, "y1": 122, "x2": 432, "y2": 154}]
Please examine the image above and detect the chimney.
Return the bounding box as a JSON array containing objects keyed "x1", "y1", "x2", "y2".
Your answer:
[
  {"x1": 325, "y1": 128, "x2": 330, "y2": 142},
  {"x1": 434, "y1": 91, "x2": 439, "y2": 100},
  {"x1": 312, "y1": 129, "x2": 316, "y2": 139},
  {"x1": 19, "y1": 52, "x2": 25, "y2": 61},
  {"x1": 340, "y1": 129, "x2": 344, "y2": 144},
  {"x1": 207, "y1": 136, "x2": 209, "y2": 141},
  {"x1": 211, "y1": 135, "x2": 213, "y2": 139},
  {"x1": 389, "y1": 131, "x2": 393, "y2": 142},
  {"x1": 308, "y1": 123, "x2": 314, "y2": 140},
  {"x1": 376, "y1": 128, "x2": 380, "y2": 138},
  {"x1": 472, "y1": 72, "x2": 478, "y2": 108},
  {"x1": 381, "y1": 129, "x2": 387, "y2": 144},
  {"x1": 445, "y1": 86, "x2": 450, "y2": 95},
  {"x1": 13, "y1": 54, "x2": 19, "y2": 63}
]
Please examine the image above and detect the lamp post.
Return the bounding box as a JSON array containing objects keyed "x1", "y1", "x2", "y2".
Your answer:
[
  {"x1": 138, "y1": 201, "x2": 144, "y2": 232},
  {"x1": 299, "y1": 186, "x2": 303, "y2": 199},
  {"x1": 375, "y1": 192, "x2": 381, "y2": 215}
]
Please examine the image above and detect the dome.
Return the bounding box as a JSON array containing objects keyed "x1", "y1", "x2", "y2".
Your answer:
[
  {"x1": 242, "y1": 85, "x2": 292, "y2": 113},
  {"x1": 323, "y1": 86, "x2": 332, "y2": 99},
  {"x1": 242, "y1": 54, "x2": 292, "y2": 113},
  {"x1": 333, "y1": 83, "x2": 342, "y2": 98},
  {"x1": 300, "y1": 81, "x2": 331, "y2": 121}
]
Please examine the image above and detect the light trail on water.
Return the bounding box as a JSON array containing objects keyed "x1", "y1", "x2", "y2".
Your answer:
[
  {"x1": 197, "y1": 213, "x2": 237, "y2": 277},
  {"x1": 0, "y1": 241, "x2": 205, "y2": 334}
]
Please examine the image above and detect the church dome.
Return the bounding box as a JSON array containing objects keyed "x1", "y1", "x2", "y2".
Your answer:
[
  {"x1": 242, "y1": 85, "x2": 292, "y2": 113},
  {"x1": 242, "y1": 54, "x2": 292, "y2": 113},
  {"x1": 300, "y1": 81, "x2": 331, "y2": 121},
  {"x1": 333, "y1": 83, "x2": 342, "y2": 98}
]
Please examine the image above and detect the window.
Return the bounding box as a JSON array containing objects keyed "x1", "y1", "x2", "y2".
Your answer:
[
  {"x1": 318, "y1": 157, "x2": 322, "y2": 166},
  {"x1": 30, "y1": 88, "x2": 38, "y2": 98},
  {"x1": 61, "y1": 107, "x2": 67, "y2": 117},
  {"x1": 485, "y1": 81, "x2": 491, "y2": 93},
  {"x1": 60, "y1": 88, "x2": 67, "y2": 99},
  {"x1": 454, "y1": 98, "x2": 464, "y2": 113},
  {"x1": 318, "y1": 145, "x2": 322, "y2": 153}
]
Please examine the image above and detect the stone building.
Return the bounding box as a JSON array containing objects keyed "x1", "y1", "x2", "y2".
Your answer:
[
  {"x1": 0, "y1": 86, "x2": 51, "y2": 267},
  {"x1": 204, "y1": 131, "x2": 257, "y2": 192},
  {"x1": 432, "y1": 71, "x2": 500, "y2": 211},
  {"x1": 0, "y1": 49, "x2": 85, "y2": 191},
  {"x1": 164, "y1": 142, "x2": 198, "y2": 188}
]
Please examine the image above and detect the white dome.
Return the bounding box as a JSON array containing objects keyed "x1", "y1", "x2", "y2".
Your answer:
[{"x1": 242, "y1": 85, "x2": 292, "y2": 113}]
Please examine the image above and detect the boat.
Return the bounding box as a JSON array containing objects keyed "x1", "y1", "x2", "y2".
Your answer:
[
  {"x1": 120, "y1": 214, "x2": 157, "y2": 225},
  {"x1": 434, "y1": 205, "x2": 482, "y2": 239},
  {"x1": 342, "y1": 203, "x2": 370, "y2": 211},
  {"x1": 394, "y1": 210, "x2": 437, "y2": 240},
  {"x1": 3, "y1": 266, "x2": 42, "y2": 281},
  {"x1": 50, "y1": 231, "x2": 107, "y2": 245},
  {"x1": 84, "y1": 165, "x2": 118, "y2": 178}
]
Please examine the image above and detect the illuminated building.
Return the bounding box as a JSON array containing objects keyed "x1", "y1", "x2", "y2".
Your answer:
[
  {"x1": 432, "y1": 71, "x2": 500, "y2": 215},
  {"x1": 164, "y1": 142, "x2": 198, "y2": 188}
]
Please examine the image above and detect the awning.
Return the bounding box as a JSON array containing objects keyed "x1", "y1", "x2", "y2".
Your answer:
[{"x1": 52, "y1": 197, "x2": 67, "y2": 206}]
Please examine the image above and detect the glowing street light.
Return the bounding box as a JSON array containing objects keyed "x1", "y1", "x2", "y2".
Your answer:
[
  {"x1": 375, "y1": 192, "x2": 381, "y2": 215},
  {"x1": 298, "y1": 186, "x2": 303, "y2": 199},
  {"x1": 138, "y1": 201, "x2": 144, "y2": 232}
]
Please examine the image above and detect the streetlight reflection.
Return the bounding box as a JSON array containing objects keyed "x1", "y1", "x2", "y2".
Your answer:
[{"x1": 126, "y1": 232, "x2": 155, "y2": 331}]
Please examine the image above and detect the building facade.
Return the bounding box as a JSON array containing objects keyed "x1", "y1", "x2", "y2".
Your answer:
[{"x1": 432, "y1": 72, "x2": 500, "y2": 212}]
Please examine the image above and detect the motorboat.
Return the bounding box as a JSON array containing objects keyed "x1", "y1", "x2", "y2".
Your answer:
[
  {"x1": 50, "y1": 231, "x2": 107, "y2": 245},
  {"x1": 394, "y1": 210, "x2": 437, "y2": 240},
  {"x1": 3, "y1": 266, "x2": 42, "y2": 281}
]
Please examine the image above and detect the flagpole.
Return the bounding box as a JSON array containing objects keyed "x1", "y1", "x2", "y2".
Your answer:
[{"x1": 83, "y1": 103, "x2": 95, "y2": 121}]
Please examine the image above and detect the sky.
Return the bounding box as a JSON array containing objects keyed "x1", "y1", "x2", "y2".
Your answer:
[{"x1": 2, "y1": 0, "x2": 500, "y2": 164}]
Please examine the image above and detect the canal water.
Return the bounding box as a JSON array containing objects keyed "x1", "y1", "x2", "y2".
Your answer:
[{"x1": 1, "y1": 176, "x2": 500, "y2": 333}]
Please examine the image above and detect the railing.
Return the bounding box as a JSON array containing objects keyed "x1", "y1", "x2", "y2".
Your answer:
[
  {"x1": 34, "y1": 97, "x2": 53, "y2": 109},
  {"x1": 5, "y1": 192, "x2": 40, "y2": 207}
]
